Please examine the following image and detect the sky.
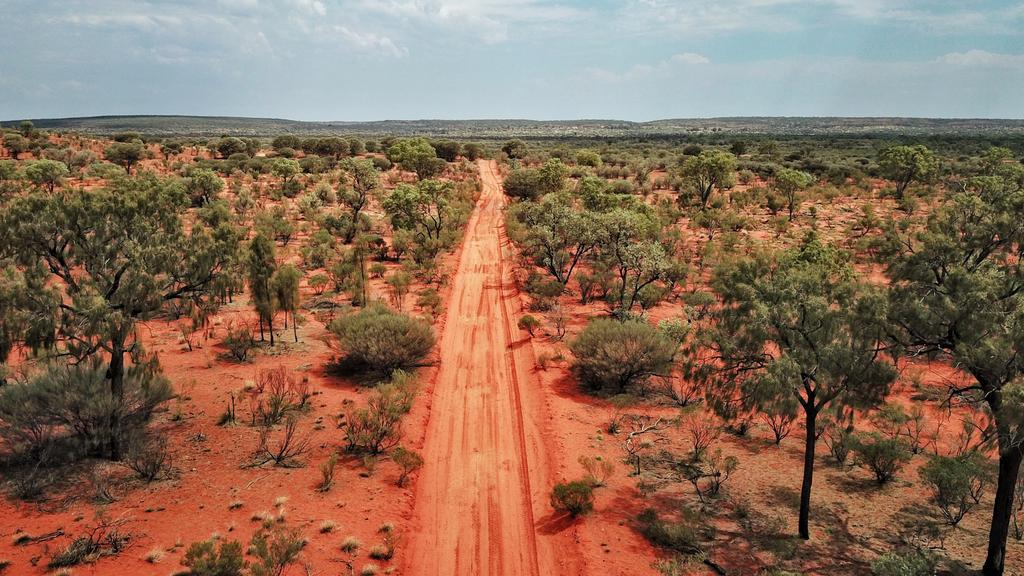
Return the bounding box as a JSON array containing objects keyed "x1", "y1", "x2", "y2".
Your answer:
[{"x1": 1, "y1": 0, "x2": 1023, "y2": 121}]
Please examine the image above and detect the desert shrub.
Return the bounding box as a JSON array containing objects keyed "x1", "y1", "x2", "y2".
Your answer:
[
  {"x1": 247, "y1": 367, "x2": 303, "y2": 426},
  {"x1": 570, "y1": 319, "x2": 677, "y2": 394},
  {"x1": 0, "y1": 360, "x2": 171, "y2": 461},
  {"x1": 517, "y1": 314, "x2": 541, "y2": 337},
  {"x1": 124, "y1": 435, "x2": 173, "y2": 482},
  {"x1": 182, "y1": 538, "x2": 246, "y2": 576},
  {"x1": 851, "y1": 433, "x2": 911, "y2": 484},
  {"x1": 344, "y1": 386, "x2": 406, "y2": 454},
  {"x1": 223, "y1": 323, "x2": 256, "y2": 362},
  {"x1": 823, "y1": 425, "x2": 852, "y2": 465},
  {"x1": 250, "y1": 415, "x2": 310, "y2": 468},
  {"x1": 48, "y1": 515, "x2": 131, "y2": 568},
  {"x1": 871, "y1": 547, "x2": 937, "y2": 576},
  {"x1": 329, "y1": 305, "x2": 434, "y2": 377},
  {"x1": 248, "y1": 525, "x2": 305, "y2": 576},
  {"x1": 919, "y1": 452, "x2": 990, "y2": 526},
  {"x1": 391, "y1": 446, "x2": 424, "y2": 487},
  {"x1": 550, "y1": 480, "x2": 594, "y2": 517},
  {"x1": 318, "y1": 453, "x2": 338, "y2": 492},
  {"x1": 579, "y1": 455, "x2": 615, "y2": 487},
  {"x1": 635, "y1": 508, "x2": 707, "y2": 556}
]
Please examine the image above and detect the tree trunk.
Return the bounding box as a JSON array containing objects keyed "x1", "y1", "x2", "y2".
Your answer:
[
  {"x1": 105, "y1": 343, "x2": 126, "y2": 461},
  {"x1": 799, "y1": 407, "x2": 818, "y2": 539},
  {"x1": 293, "y1": 312, "x2": 298, "y2": 342},
  {"x1": 983, "y1": 442, "x2": 1024, "y2": 575},
  {"x1": 268, "y1": 313, "x2": 275, "y2": 346}
]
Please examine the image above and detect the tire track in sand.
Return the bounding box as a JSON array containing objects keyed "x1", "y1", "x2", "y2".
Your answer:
[{"x1": 404, "y1": 160, "x2": 562, "y2": 576}]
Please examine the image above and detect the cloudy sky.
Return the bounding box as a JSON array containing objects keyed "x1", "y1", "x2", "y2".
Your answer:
[{"x1": 1, "y1": 0, "x2": 1023, "y2": 121}]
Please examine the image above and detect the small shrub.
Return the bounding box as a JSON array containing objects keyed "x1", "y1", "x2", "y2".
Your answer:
[
  {"x1": 550, "y1": 480, "x2": 594, "y2": 517},
  {"x1": 143, "y1": 547, "x2": 164, "y2": 563},
  {"x1": 124, "y1": 435, "x2": 173, "y2": 482},
  {"x1": 570, "y1": 318, "x2": 677, "y2": 395},
  {"x1": 319, "y1": 521, "x2": 335, "y2": 534},
  {"x1": 318, "y1": 453, "x2": 339, "y2": 492},
  {"x1": 635, "y1": 508, "x2": 707, "y2": 556},
  {"x1": 248, "y1": 525, "x2": 305, "y2": 576},
  {"x1": 920, "y1": 452, "x2": 990, "y2": 526},
  {"x1": 340, "y1": 536, "x2": 360, "y2": 553},
  {"x1": 851, "y1": 433, "x2": 911, "y2": 485},
  {"x1": 391, "y1": 446, "x2": 424, "y2": 487},
  {"x1": 517, "y1": 314, "x2": 541, "y2": 337},
  {"x1": 579, "y1": 455, "x2": 614, "y2": 487},
  {"x1": 360, "y1": 564, "x2": 380, "y2": 576},
  {"x1": 329, "y1": 305, "x2": 435, "y2": 377},
  {"x1": 871, "y1": 547, "x2": 937, "y2": 576},
  {"x1": 182, "y1": 537, "x2": 246, "y2": 576},
  {"x1": 223, "y1": 323, "x2": 256, "y2": 362}
]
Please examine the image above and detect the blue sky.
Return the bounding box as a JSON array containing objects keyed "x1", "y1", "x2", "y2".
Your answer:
[{"x1": 1, "y1": 0, "x2": 1023, "y2": 120}]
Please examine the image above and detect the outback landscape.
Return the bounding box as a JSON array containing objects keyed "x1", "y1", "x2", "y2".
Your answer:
[{"x1": 0, "y1": 117, "x2": 1022, "y2": 576}]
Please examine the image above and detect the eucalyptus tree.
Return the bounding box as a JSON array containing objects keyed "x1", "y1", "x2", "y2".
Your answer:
[
  {"x1": 0, "y1": 174, "x2": 241, "y2": 459},
  {"x1": 883, "y1": 156, "x2": 1024, "y2": 575},
  {"x1": 690, "y1": 237, "x2": 895, "y2": 539}
]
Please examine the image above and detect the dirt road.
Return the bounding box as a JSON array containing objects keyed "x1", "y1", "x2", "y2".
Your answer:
[{"x1": 404, "y1": 160, "x2": 568, "y2": 575}]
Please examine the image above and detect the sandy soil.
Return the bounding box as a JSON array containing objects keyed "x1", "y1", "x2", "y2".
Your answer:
[{"x1": 403, "y1": 160, "x2": 583, "y2": 575}]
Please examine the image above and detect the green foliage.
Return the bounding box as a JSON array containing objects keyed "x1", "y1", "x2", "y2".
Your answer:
[
  {"x1": 24, "y1": 159, "x2": 69, "y2": 192},
  {"x1": 391, "y1": 445, "x2": 424, "y2": 486},
  {"x1": 693, "y1": 236, "x2": 895, "y2": 538},
  {"x1": 103, "y1": 141, "x2": 148, "y2": 173},
  {"x1": 871, "y1": 548, "x2": 937, "y2": 576},
  {"x1": 503, "y1": 159, "x2": 567, "y2": 199},
  {"x1": 329, "y1": 304, "x2": 435, "y2": 376},
  {"x1": 878, "y1": 145, "x2": 938, "y2": 198},
  {"x1": 512, "y1": 195, "x2": 601, "y2": 284},
  {"x1": 570, "y1": 318, "x2": 677, "y2": 394},
  {"x1": 388, "y1": 138, "x2": 445, "y2": 180},
  {"x1": 247, "y1": 234, "x2": 279, "y2": 344},
  {"x1": 550, "y1": 480, "x2": 594, "y2": 517},
  {"x1": 772, "y1": 167, "x2": 814, "y2": 218},
  {"x1": 920, "y1": 452, "x2": 991, "y2": 525},
  {"x1": 850, "y1": 432, "x2": 911, "y2": 484},
  {"x1": 182, "y1": 538, "x2": 246, "y2": 576},
  {"x1": 636, "y1": 508, "x2": 708, "y2": 556},
  {"x1": 248, "y1": 525, "x2": 305, "y2": 576},
  {"x1": 678, "y1": 149, "x2": 736, "y2": 209},
  {"x1": 184, "y1": 167, "x2": 224, "y2": 207},
  {"x1": 0, "y1": 173, "x2": 239, "y2": 460},
  {"x1": 517, "y1": 314, "x2": 541, "y2": 336},
  {"x1": 0, "y1": 359, "x2": 172, "y2": 462}
]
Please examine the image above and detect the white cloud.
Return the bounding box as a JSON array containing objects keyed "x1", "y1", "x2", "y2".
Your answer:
[
  {"x1": 937, "y1": 50, "x2": 1024, "y2": 67},
  {"x1": 291, "y1": 0, "x2": 326, "y2": 16},
  {"x1": 671, "y1": 52, "x2": 711, "y2": 65},
  {"x1": 587, "y1": 52, "x2": 712, "y2": 82},
  {"x1": 336, "y1": 26, "x2": 408, "y2": 58}
]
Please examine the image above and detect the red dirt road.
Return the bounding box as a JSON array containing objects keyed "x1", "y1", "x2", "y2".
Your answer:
[{"x1": 404, "y1": 160, "x2": 573, "y2": 575}]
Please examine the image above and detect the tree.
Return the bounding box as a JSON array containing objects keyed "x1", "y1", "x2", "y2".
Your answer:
[
  {"x1": 184, "y1": 168, "x2": 225, "y2": 207},
  {"x1": 3, "y1": 134, "x2": 29, "y2": 159},
  {"x1": 383, "y1": 179, "x2": 453, "y2": 242},
  {"x1": 338, "y1": 158, "x2": 380, "y2": 243},
  {"x1": 271, "y1": 158, "x2": 301, "y2": 197},
  {"x1": 514, "y1": 196, "x2": 601, "y2": 285},
  {"x1": 692, "y1": 237, "x2": 895, "y2": 539},
  {"x1": 570, "y1": 318, "x2": 677, "y2": 394},
  {"x1": 679, "y1": 149, "x2": 736, "y2": 209},
  {"x1": 883, "y1": 164, "x2": 1024, "y2": 575},
  {"x1": 104, "y1": 141, "x2": 148, "y2": 173},
  {"x1": 598, "y1": 209, "x2": 666, "y2": 313},
  {"x1": 215, "y1": 137, "x2": 247, "y2": 159},
  {"x1": 878, "y1": 144, "x2": 938, "y2": 199},
  {"x1": 272, "y1": 264, "x2": 301, "y2": 342},
  {"x1": 24, "y1": 159, "x2": 69, "y2": 193},
  {"x1": 248, "y1": 234, "x2": 278, "y2": 345},
  {"x1": 920, "y1": 452, "x2": 991, "y2": 526},
  {"x1": 388, "y1": 138, "x2": 445, "y2": 180},
  {"x1": 502, "y1": 139, "x2": 527, "y2": 160},
  {"x1": 772, "y1": 167, "x2": 814, "y2": 219},
  {"x1": 0, "y1": 174, "x2": 239, "y2": 459}
]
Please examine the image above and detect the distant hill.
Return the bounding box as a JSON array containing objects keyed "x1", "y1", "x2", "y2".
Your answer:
[{"x1": 8, "y1": 115, "x2": 1024, "y2": 138}]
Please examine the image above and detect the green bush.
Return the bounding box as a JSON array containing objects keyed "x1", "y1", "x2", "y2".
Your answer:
[
  {"x1": 871, "y1": 548, "x2": 936, "y2": 576},
  {"x1": 851, "y1": 432, "x2": 911, "y2": 485},
  {"x1": 0, "y1": 360, "x2": 171, "y2": 460},
  {"x1": 919, "y1": 452, "x2": 990, "y2": 526},
  {"x1": 329, "y1": 305, "x2": 435, "y2": 377},
  {"x1": 182, "y1": 538, "x2": 246, "y2": 576},
  {"x1": 635, "y1": 508, "x2": 707, "y2": 556},
  {"x1": 517, "y1": 315, "x2": 541, "y2": 337},
  {"x1": 570, "y1": 318, "x2": 677, "y2": 394},
  {"x1": 550, "y1": 480, "x2": 594, "y2": 517}
]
